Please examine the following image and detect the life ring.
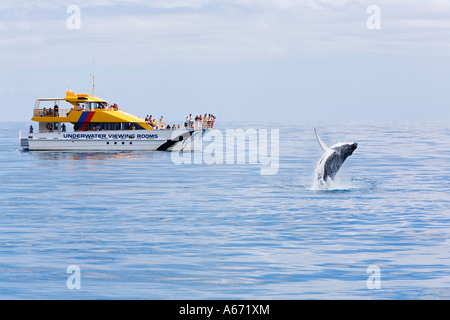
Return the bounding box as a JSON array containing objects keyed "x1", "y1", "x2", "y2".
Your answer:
[{"x1": 46, "y1": 123, "x2": 53, "y2": 131}]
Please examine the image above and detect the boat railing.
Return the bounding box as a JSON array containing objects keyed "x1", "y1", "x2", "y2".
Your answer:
[
  {"x1": 190, "y1": 122, "x2": 215, "y2": 129},
  {"x1": 33, "y1": 108, "x2": 72, "y2": 118}
]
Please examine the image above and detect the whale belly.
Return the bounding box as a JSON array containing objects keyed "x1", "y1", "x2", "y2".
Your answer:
[{"x1": 315, "y1": 150, "x2": 342, "y2": 182}]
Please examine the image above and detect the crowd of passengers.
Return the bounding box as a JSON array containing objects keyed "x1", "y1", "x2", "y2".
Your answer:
[
  {"x1": 184, "y1": 114, "x2": 216, "y2": 129},
  {"x1": 144, "y1": 113, "x2": 216, "y2": 130}
]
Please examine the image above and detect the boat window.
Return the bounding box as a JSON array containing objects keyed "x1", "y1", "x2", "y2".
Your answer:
[
  {"x1": 33, "y1": 99, "x2": 74, "y2": 118},
  {"x1": 132, "y1": 123, "x2": 145, "y2": 130},
  {"x1": 98, "y1": 123, "x2": 122, "y2": 131},
  {"x1": 78, "y1": 122, "x2": 144, "y2": 131},
  {"x1": 76, "y1": 102, "x2": 88, "y2": 111},
  {"x1": 91, "y1": 103, "x2": 105, "y2": 109}
]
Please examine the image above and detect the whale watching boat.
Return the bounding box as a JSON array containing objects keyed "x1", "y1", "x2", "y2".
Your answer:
[{"x1": 20, "y1": 86, "x2": 208, "y2": 151}]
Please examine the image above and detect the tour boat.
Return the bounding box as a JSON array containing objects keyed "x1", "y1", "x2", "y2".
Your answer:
[{"x1": 20, "y1": 88, "x2": 207, "y2": 151}]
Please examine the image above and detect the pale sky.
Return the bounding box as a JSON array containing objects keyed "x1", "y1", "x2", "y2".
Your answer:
[{"x1": 1, "y1": 0, "x2": 450, "y2": 122}]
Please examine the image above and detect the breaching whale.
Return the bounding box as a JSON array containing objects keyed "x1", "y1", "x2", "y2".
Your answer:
[{"x1": 314, "y1": 128, "x2": 357, "y2": 187}]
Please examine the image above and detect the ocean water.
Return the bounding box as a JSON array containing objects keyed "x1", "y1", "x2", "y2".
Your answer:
[{"x1": 1, "y1": 121, "x2": 450, "y2": 299}]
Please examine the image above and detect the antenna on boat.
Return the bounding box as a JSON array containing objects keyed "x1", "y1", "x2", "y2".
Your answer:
[
  {"x1": 90, "y1": 74, "x2": 95, "y2": 96},
  {"x1": 90, "y1": 57, "x2": 95, "y2": 96}
]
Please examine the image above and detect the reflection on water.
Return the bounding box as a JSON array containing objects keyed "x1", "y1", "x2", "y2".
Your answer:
[{"x1": 29, "y1": 151, "x2": 154, "y2": 161}]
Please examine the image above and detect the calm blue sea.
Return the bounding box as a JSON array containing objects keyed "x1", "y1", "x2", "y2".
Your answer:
[{"x1": 1, "y1": 121, "x2": 450, "y2": 299}]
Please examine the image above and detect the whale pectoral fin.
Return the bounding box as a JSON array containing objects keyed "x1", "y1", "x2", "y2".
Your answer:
[{"x1": 314, "y1": 128, "x2": 328, "y2": 151}]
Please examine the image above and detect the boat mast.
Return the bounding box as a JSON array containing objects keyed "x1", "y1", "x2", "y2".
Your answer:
[
  {"x1": 90, "y1": 57, "x2": 95, "y2": 96},
  {"x1": 90, "y1": 74, "x2": 95, "y2": 96}
]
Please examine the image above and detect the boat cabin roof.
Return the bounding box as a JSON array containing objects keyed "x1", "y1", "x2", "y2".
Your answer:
[{"x1": 34, "y1": 90, "x2": 107, "y2": 108}]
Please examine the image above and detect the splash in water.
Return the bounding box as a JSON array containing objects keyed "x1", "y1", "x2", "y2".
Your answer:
[{"x1": 310, "y1": 174, "x2": 375, "y2": 192}]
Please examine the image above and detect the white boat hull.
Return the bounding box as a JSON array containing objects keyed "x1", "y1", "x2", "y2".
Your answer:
[{"x1": 22, "y1": 129, "x2": 201, "y2": 151}]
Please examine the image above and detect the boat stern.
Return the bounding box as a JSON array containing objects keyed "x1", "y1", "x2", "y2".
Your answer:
[{"x1": 19, "y1": 131, "x2": 30, "y2": 150}]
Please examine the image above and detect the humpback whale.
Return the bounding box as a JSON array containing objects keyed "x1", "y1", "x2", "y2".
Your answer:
[{"x1": 314, "y1": 128, "x2": 357, "y2": 187}]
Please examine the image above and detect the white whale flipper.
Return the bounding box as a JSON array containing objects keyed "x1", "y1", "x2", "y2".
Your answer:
[{"x1": 314, "y1": 128, "x2": 328, "y2": 151}]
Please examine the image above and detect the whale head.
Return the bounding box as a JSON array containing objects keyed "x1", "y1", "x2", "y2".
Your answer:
[{"x1": 330, "y1": 141, "x2": 358, "y2": 159}]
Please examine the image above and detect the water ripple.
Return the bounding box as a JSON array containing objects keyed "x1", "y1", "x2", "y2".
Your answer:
[{"x1": 1, "y1": 121, "x2": 450, "y2": 299}]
